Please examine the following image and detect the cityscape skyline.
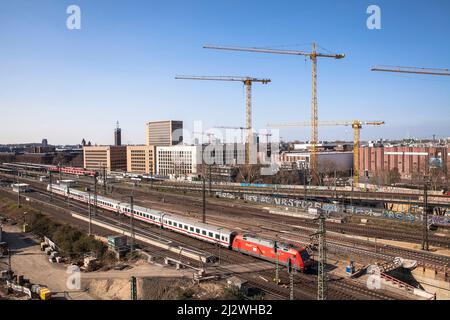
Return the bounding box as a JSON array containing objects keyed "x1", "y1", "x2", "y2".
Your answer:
[{"x1": 1, "y1": 0, "x2": 449, "y2": 145}]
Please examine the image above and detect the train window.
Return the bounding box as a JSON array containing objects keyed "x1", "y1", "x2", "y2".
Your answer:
[
  {"x1": 184, "y1": 225, "x2": 188, "y2": 230},
  {"x1": 169, "y1": 221, "x2": 172, "y2": 225},
  {"x1": 208, "y1": 232, "x2": 213, "y2": 237},
  {"x1": 215, "y1": 234, "x2": 220, "y2": 240},
  {"x1": 190, "y1": 227, "x2": 194, "y2": 232},
  {"x1": 196, "y1": 228, "x2": 200, "y2": 233},
  {"x1": 202, "y1": 230, "x2": 206, "y2": 235},
  {"x1": 221, "y1": 236, "x2": 225, "y2": 241},
  {"x1": 173, "y1": 222, "x2": 177, "y2": 227}
]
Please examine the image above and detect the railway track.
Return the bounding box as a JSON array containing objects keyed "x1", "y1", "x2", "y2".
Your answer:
[
  {"x1": 4, "y1": 173, "x2": 449, "y2": 248},
  {"x1": 1, "y1": 186, "x2": 410, "y2": 300},
  {"x1": 3, "y1": 174, "x2": 449, "y2": 271}
]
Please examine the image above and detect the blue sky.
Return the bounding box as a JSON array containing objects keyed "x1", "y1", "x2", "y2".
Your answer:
[{"x1": 0, "y1": 0, "x2": 449, "y2": 145}]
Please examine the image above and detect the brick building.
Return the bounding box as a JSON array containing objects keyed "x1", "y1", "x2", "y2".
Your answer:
[{"x1": 359, "y1": 146, "x2": 449, "y2": 180}]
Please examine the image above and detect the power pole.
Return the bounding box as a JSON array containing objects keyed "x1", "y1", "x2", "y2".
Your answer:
[
  {"x1": 88, "y1": 189, "x2": 92, "y2": 236},
  {"x1": 422, "y1": 182, "x2": 429, "y2": 251},
  {"x1": 17, "y1": 185, "x2": 21, "y2": 208},
  {"x1": 67, "y1": 186, "x2": 70, "y2": 208},
  {"x1": 311, "y1": 212, "x2": 327, "y2": 300},
  {"x1": 49, "y1": 171, "x2": 53, "y2": 202},
  {"x1": 130, "y1": 276, "x2": 137, "y2": 300},
  {"x1": 209, "y1": 164, "x2": 212, "y2": 197},
  {"x1": 202, "y1": 172, "x2": 206, "y2": 223},
  {"x1": 103, "y1": 165, "x2": 107, "y2": 195},
  {"x1": 130, "y1": 195, "x2": 135, "y2": 251},
  {"x1": 317, "y1": 212, "x2": 327, "y2": 300},
  {"x1": 93, "y1": 174, "x2": 97, "y2": 216},
  {"x1": 273, "y1": 242, "x2": 280, "y2": 285},
  {"x1": 287, "y1": 258, "x2": 294, "y2": 300}
]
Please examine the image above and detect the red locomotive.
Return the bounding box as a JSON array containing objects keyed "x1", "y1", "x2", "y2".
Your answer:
[{"x1": 231, "y1": 234, "x2": 312, "y2": 272}]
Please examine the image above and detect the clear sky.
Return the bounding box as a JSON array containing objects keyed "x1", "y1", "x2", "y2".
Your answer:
[{"x1": 0, "y1": 0, "x2": 449, "y2": 145}]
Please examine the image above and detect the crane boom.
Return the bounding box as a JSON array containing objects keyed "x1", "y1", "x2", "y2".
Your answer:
[
  {"x1": 175, "y1": 75, "x2": 271, "y2": 83},
  {"x1": 371, "y1": 66, "x2": 450, "y2": 76},
  {"x1": 204, "y1": 43, "x2": 345, "y2": 183},
  {"x1": 203, "y1": 45, "x2": 345, "y2": 59},
  {"x1": 176, "y1": 75, "x2": 271, "y2": 165}
]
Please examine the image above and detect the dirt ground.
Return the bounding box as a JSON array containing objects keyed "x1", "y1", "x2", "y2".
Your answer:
[{"x1": 0, "y1": 223, "x2": 235, "y2": 300}]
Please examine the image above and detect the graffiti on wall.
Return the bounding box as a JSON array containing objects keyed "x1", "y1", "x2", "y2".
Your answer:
[{"x1": 214, "y1": 191, "x2": 450, "y2": 225}]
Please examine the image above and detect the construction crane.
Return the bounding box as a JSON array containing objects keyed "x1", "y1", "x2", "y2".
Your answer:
[
  {"x1": 371, "y1": 66, "x2": 450, "y2": 76},
  {"x1": 175, "y1": 76, "x2": 271, "y2": 165},
  {"x1": 267, "y1": 120, "x2": 385, "y2": 186},
  {"x1": 214, "y1": 126, "x2": 248, "y2": 144},
  {"x1": 204, "y1": 43, "x2": 345, "y2": 183}
]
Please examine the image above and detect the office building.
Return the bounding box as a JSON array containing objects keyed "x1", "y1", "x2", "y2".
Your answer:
[
  {"x1": 146, "y1": 120, "x2": 183, "y2": 146},
  {"x1": 83, "y1": 145, "x2": 127, "y2": 172},
  {"x1": 156, "y1": 145, "x2": 201, "y2": 176},
  {"x1": 114, "y1": 121, "x2": 122, "y2": 146},
  {"x1": 127, "y1": 145, "x2": 156, "y2": 175}
]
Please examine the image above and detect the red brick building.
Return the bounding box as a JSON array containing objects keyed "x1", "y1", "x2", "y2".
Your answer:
[{"x1": 359, "y1": 146, "x2": 449, "y2": 180}]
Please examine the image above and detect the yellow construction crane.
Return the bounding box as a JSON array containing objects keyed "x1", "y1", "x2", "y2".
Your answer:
[
  {"x1": 267, "y1": 120, "x2": 385, "y2": 186},
  {"x1": 175, "y1": 76, "x2": 271, "y2": 165},
  {"x1": 204, "y1": 43, "x2": 345, "y2": 183},
  {"x1": 371, "y1": 65, "x2": 450, "y2": 76}
]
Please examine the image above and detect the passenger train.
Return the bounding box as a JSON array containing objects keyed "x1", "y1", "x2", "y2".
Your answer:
[{"x1": 48, "y1": 183, "x2": 312, "y2": 271}]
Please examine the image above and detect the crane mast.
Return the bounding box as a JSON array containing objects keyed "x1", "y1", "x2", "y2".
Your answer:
[
  {"x1": 267, "y1": 120, "x2": 385, "y2": 186},
  {"x1": 204, "y1": 43, "x2": 345, "y2": 183},
  {"x1": 175, "y1": 75, "x2": 270, "y2": 165}
]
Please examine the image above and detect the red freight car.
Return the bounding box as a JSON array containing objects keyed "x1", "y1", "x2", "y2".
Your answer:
[{"x1": 231, "y1": 234, "x2": 312, "y2": 272}]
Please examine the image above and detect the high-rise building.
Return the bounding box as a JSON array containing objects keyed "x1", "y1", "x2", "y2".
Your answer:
[
  {"x1": 146, "y1": 120, "x2": 183, "y2": 146},
  {"x1": 83, "y1": 145, "x2": 127, "y2": 172},
  {"x1": 114, "y1": 121, "x2": 122, "y2": 146},
  {"x1": 127, "y1": 145, "x2": 156, "y2": 175}
]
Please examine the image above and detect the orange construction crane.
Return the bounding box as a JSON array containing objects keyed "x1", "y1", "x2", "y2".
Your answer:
[
  {"x1": 267, "y1": 120, "x2": 385, "y2": 186},
  {"x1": 175, "y1": 76, "x2": 271, "y2": 165},
  {"x1": 204, "y1": 43, "x2": 345, "y2": 183}
]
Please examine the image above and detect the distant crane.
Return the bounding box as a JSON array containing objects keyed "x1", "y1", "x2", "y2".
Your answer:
[
  {"x1": 268, "y1": 120, "x2": 385, "y2": 186},
  {"x1": 214, "y1": 126, "x2": 248, "y2": 144},
  {"x1": 371, "y1": 66, "x2": 450, "y2": 76},
  {"x1": 175, "y1": 75, "x2": 271, "y2": 165},
  {"x1": 204, "y1": 43, "x2": 345, "y2": 183}
]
